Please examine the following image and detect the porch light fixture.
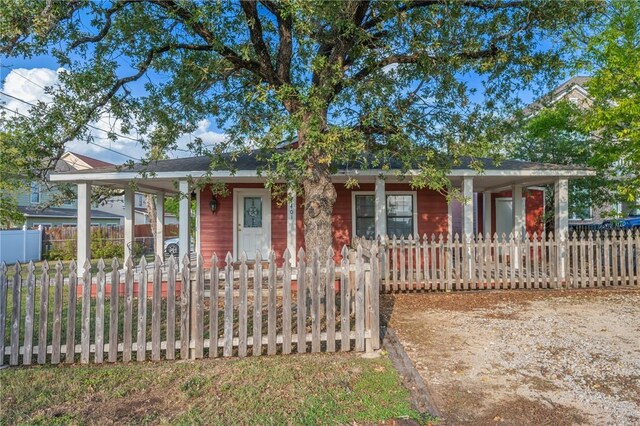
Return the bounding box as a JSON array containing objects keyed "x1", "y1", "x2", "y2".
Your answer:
[{"x1": 209, "y1": 196, "x2": 219, "y2": 214}]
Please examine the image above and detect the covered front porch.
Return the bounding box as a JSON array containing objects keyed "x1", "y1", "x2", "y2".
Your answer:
[{"x1": 49, "y1": 155, "x2": 590, "y2": 280}]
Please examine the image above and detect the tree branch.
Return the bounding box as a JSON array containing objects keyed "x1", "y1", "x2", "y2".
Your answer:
[
  {"x1": 150, "y1": 0, "x2": 272, "y2": 83},
  {"x1": 69, "y1": 1, "x2": 130, "y2": 49},
  {"x1": 362, "y1": 0, "x2": 524, "y2": 31},
  {"x1": 240, "y1": 1, "x2": 278, "y2": 84}
]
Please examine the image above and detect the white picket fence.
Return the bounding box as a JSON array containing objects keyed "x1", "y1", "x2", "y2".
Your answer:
[
  {"x1": 0, "y1": 246, "x2": 380, "y2": 367},
  {"x1": 373, "y1": 231, "x2": 640, "y2": 292}
]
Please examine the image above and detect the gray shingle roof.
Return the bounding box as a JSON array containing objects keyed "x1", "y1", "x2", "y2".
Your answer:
[{"x1": 54, "y1": 151, "x2": 586, "y2": 175}]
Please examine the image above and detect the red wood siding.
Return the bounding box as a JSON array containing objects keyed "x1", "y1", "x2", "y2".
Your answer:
[
  {"x1": 199, "y1": 182, "x2": 450, "y2": 264},
  {"x1": 199, "y1": 184, "x2": 288, "y2": 266},
  {"x1": 490, "y1": 189, "x2": 544, "y2": 237}
]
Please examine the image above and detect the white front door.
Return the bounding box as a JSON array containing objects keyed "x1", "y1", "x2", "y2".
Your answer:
[
  {"x1": 495, "y1": 197, "x2": 526, "y2": 239},
  {"x1": 235, "y1": 190, "x2": 271, "y2": 259}
]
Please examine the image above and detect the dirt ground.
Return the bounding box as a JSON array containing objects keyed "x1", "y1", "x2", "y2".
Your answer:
[{"x1": 382, "y1": 288, "x2": 640, "y2": 426}]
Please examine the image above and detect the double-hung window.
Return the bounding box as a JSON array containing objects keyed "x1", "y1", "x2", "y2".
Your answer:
[
  {"x1": 353, "y1": 193, "x2": 415, "y2": 239},
  {"x1": 386, "y1": 195, "x2": 414, "y2": 238},
  {"x1": 354, "y1": 195, "x2": 376, "y2": 239},
  {"x1": 30, "y1": 183, "x2": 40, "y2": 204}
]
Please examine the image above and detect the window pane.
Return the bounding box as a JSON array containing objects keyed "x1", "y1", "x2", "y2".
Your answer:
[
  {"x1": 30, "y1": 183, "x2": 40, "y2": 203},
  {"x1": 355, "y1": 195, "x2": 375, "y2": 218},
  {"x1": 387, "y1": 217, "x2": 413, "y2": 238},
  {"x1": 244, "y1": 197, "x2": 263, "y2": 228},
  {"x1": 355, "y1": 217, "x2": 375, "y2": 239},
  {"x1": 387, "y1": 195, "x2": 412, "y2": 217}
]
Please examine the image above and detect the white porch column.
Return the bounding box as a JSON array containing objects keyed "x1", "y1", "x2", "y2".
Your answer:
[
  {"x1": 124, "y1": 186, "x2": 135, "y2": 260},
  {"x1": 155, "y1": 192, "x2": 165, "y2": 260},
  {"x1": 483, "y1": 191, "x2": 492, "y2": 237},
  {"x1": 375, "y1": 177, "x2": 387, "y2": 238},
  {"x1": 512, "y1": 184, "x2": 524, "y2": 269},
  {"x1": 287, "y1": 188, "x2": 297, "y2": 266},
  {"x1": 179, "y1": 180, "x2": 191, "y2": 267},
  {"x1": 512, "y1": 184, "x2": 525, "y2": 237},
  {"x1": 77, "y1": 182, "x2": 91, "y2": 275},
  {"x1": 555, "y1": 178, "x2": 569, "y2": 279},
  {"x1": 462, "y1": 177, "x2": 474, "y2": 237}
]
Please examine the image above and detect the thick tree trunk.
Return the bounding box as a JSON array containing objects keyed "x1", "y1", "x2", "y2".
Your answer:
[
  {"x1": 145, "y1": 194, "x2": 158, "y2": 251},
  {"x1": 302, "y1": 165, "x2": 337, "y2": 260}
]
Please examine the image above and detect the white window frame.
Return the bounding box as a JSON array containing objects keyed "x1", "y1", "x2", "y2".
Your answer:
[
  {"x1": 351, "y1": 191, "x2": 418, "y2": 238},
  {"x1": 30, "y1": 183, "x2": 41, "y2": 204},
  {"x1": 570, "y1": 206, "x2": 593, "y2": 221}
]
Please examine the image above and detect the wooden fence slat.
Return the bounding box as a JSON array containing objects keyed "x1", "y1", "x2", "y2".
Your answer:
[
  {"x1": 9, "y1": 263, "x2": 21, "y2": 366},
  {"x1": 136, "y1": 257, "x2": 148, "y2": 362},
  {"x1": 445, "y1": 235, "x2": 452, "y2": 291},
  {"x1": 326, "y1": 247, "x2": 336, "y2": 353},
  {"x1": 297, "y1": 248, "x2": 307, "y2": 354},
  {"x1": 370, "y1": 245, "x2": 380, "y2": 350},
  {"x1": 399, "y1": 236, "x2": 406, "y2": 291},
  {"x1": 37, "y1": 261, "x2": 50, "y2": 364},
  {"x1": 415, "y1": 234, "x2": 421, "y2": 289},
  {"x1": 626, "y1": 230, "x2": 633, "y2": 286},
  {"x1": 108, "y1": 259, "x2": 120, "y2": 363},
  {"x1": 311, "y1": 250, "x2": 321, "y2": 353},
  {"x1": 407, "y1": 235, "x2": 414, "y2": 290},
  {"x1": 588, "y1": 232, "x2": 595, "y2": 288},
  {"x1": 238, "y1": 251, "x2": 249, "y2": 358},
  {"x1": 166, "y1": 256, "x2": 177, "y2": 359},
  {"x1": 223, "y1": 252, "x2": 234, "y2": 357},
  {"x1": 123, "y1": 257, "x2": 134, "y2": 362},
  {"x1": 267, "y1": 250, "x2": 277, "y2": 355},
  {"x1": 422, "y1": 235, "x2": 429, "y2": 290},
  {"x1": 253, "y1": 252, "x2": 263, "y2": 356},
  {"x1": 282, "y1": 250, "x2": 292, "y2": 354},
  {"x1": 180, "y1": 255, "x2": 191, "y2": 359},
  {"x1": 485, "y1": 233, "x2": 492, "y2": 289},
  {"x1": 391, "y1": 236, "x2": 398, "y2": 291},
  {"x1": 80, "y1": 260, "x2": 92, "y2": 364},
  {"x1": 238, "y1": 252, "x2": 248, "y2": 358},
  {"x1": 541, "y1": 232, "x2": 548, "y2": 288},
  {"x1": 65, "y1": 261, "x2": 78, "y2": 364},
  {"x1": 533, "y1": 234, "x2": 540, "y2": 289},
  {"x1": 355, "y1": 245, "x2": 365, "y2": 352},
  {"x1": 604, "y1": 231, "x2": 611, "y2": 286},
  {"x1": 194, "y1": 255, "x2": 205, "y2": 359},
  {"x1": 340, "y1": 246, "x2": 350, "y2": 352},
  {"x1": 151, "y1": 256, "x2": 163, "y2": 361},
  {"x1": 0, "y1": 262, "x2": 6, "y2": 367},
  {"x1": 23, "y1": 262, "x2": 36, "y2": 365},
  {"x1": 208, "y1": 254, "x2": 218, "y2": 358},
  {"x1": 95, "y1": 259, "x2": 106, "y2": 364},
  {"x1": 612, "y1": 232, "x2": 620, "y2": 286}
]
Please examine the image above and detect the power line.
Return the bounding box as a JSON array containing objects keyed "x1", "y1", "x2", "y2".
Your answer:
[
  {"x1": 0, "y1": 89, "x2": 145, "y2": 148},
  {"x1": 0, "y1": 104, "x2": 140, "y2": 161}
]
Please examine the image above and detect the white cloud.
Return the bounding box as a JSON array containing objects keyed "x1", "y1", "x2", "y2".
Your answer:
[{"x1": 1, "y1": 67, "x2": 227, "y2": 164}]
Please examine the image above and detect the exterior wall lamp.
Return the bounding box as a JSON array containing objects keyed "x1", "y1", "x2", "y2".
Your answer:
[{"x1": 209, "y1": 196, "x2": 219, "y2": 214}]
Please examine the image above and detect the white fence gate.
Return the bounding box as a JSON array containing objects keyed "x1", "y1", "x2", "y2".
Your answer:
[{"x1": 0, "y1": 226, "x2": 42, "y2": 264}]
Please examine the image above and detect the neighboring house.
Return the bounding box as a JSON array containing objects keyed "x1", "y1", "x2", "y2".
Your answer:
[
  {"x1": 14, "y1": 152, "x2": 122, "y2": 228},
  {"x1": 50, "y1": 152, "x2": 593, "y2": 272},
  {"x1": 97, "y1": 191, "x2": 178, "y2": 225},
  {"x1": 522, "y1": 76, "x2": 629, "y2": 226}
]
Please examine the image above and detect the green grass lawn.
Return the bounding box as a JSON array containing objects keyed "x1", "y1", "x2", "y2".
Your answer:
[{"x1": 0, "y1": 352, "x2": 425, "y2": 425}]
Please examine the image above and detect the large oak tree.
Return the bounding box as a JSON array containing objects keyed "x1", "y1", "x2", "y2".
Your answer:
[{"x1": 1, "y1": 0, "x2": 598, "y2": 252}]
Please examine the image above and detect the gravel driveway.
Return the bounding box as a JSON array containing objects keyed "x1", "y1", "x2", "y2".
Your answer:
[{"x1": 382, "y1": 289, "x2": 640, "y2": 425}]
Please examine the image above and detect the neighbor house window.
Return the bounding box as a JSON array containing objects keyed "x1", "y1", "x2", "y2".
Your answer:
[
  {"x1": 386, "y1": 195, "x2": 414, "y2": 238},
  {"x1": 354, "y1": 195, "x2": 376, "y2": 239},
  {"x1": 353, "y1": 193, "x2": 416, "y2": 239},
  {"x1": 30, "y1": 183, "x2": 40, "y2": 204}
]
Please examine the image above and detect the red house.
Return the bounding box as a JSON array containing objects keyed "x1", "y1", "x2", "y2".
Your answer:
[{"x1": 51, "y1": 153, "x2": 592, "y2": 272}]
